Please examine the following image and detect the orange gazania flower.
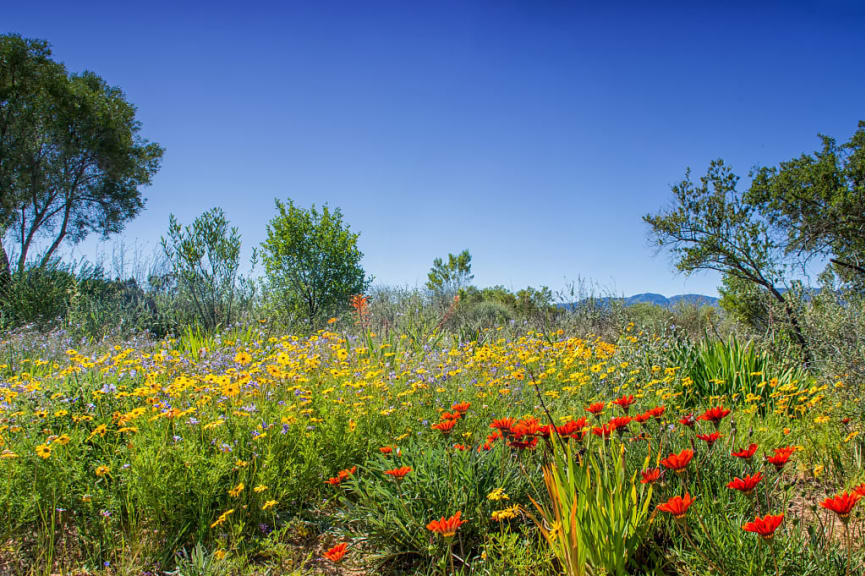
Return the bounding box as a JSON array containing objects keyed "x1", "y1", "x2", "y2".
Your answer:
[
  {"x1": 323, "y1": 542, "x2": 349, "y2": 563},
  {"x1": 557, "y1": 418, "x2": 587, "y2": 438},
  {"x1": 609, "y1": 416, "x2": 632, "y2": 430},
  {"x1": 383, "y1": 466, "x2": 412, "y2": 479},
  {"x1": 451, "y1": 402, "x2": 471, "y2": 413},
  {"x1": 657, "y1": 493, "x2": 695, "y2": 519},
  {"x1": 820, "y1": 492, "x2": 861, "y2": 520},
  {"x1": 612, "y1": 395, "x2": 635, "y2": 413},
  {"x1": 732, "y1": 443, "x2": 758, "y2": 460},
  {"x1": 660, "y1": 449, "x2": 694, "y2": 474},
  {"x1": 379, "y1": 446, "x2": 394, "y2": 455},
  {"x1": 426, "y1": 511, "x2": 465, "y2": 539},
  {"x1": 591, "y1": 424, "x2": 616, "y2": 439},
  {"x1": 743, "y1": 514, "x2": 783, "y2": 540},
  {"x1": 432, "y1": 419, "x2": 457, "y2": 434},
  {"x1": 854, "y1": 483, "x2": 865, "y2": 498},
  {"x1": 678, "y1": 413, "x2": 696, "y2": 429},
  {"x1": 586, "y1": 402, "x2": 605, "y2": 416},
  {"x1": 633, "y1": 411, "x2": 652, "y2": 424},
  {"x1": 767, "y1": 446, "x2": 795, "y2": 471},
  {"x1": 640, "y1": 468, "x2": 662, "y2": 484},
  {"x1": 696, "y1": 431, "x2": 721, "y2": 447},
  {"x1": 698, "y1": 406, "x2": 731, "y2": 427},
  {"x1": 727, "y1": 472, "x2": 763, "y2": 495},
  {"x1": 490, "y1": 418, "x2": 515, "y2": 432},
  {"x1": 648, "y1": 405, "x2": 666, "y2": 419}
]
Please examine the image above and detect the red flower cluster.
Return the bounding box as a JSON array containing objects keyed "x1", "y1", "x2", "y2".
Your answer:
[{"x1": 325, "y1": 466, "x2": 357, "y2": 486}]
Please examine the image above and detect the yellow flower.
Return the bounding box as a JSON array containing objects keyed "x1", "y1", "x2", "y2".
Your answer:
[
  {"x1": 36, "y1": 444, "x2": 51, "y2": 459},
  {"x1": 228, "y1": 482, "x2": 244, "y2": 498},
  {"x1": 1, "y1": 450, "x2": 18, "y2": 459},
  {"x1": 234, "y1": 352, "x2": 252, "y2": 365},
  {"x1": 95, "y1": 465, "x2": 110, "y2": 477},
  {"x1": 262, "y1": 499, "x2": 277, "y2": 511},
  {"x1": 210, "y1": 508, "x2": 235, "y2": 528},
  {"x1": 253, "y1": 485, "x2": 268, "y2": 493},
  {"x1": 214, "y1": 549, "x2": 227, "y2": 560},
  {"x1": 487, "y1": 487, "x2": 509, "y2": 502},
  {"x1": 812, "y1": 465, "x2": 824, "y2": 478},
  {"x1": 55, "y1": 434, "x2": 71, "y2": 445},
  {"x1": 492, "y1": 504, "x2": 521, "y2": 522}
]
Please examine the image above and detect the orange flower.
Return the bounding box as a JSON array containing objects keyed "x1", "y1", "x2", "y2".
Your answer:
[
  {"x1": 743, "y1": 514, "x2": 783, "y2": 540},
  {"x1": 585, "y1": 402, "x2": 605, "y2": 416},
  {"x1": 426, "y1": 511, "x2": 465, "y2": 538},
  {"x1": 432, "y1": 419, "x2": 457, "y2": 434},
  {"x1": 490, "y1": 418, "x2": 515, "y2": 432},
  {"x1": 820, "y1": 492, "x2": 861, "y2": 520},
  {"x1": 640, "y1": 468, "x2": 662, "y2": 484},
  {"x1": 612, "y1": 394, "x2": 635, "y2": 413},
  {"x1": 383, "y1": 466, "x2": 412, "y2": 479},
  {"x1": 657, "y1": 493, "x2": 695, "y2": 519},
  {"x1": 767, "y1": 446, "x2": 795, "y2": 471},
  {"x1": 323, "y1": 542, "x2": 349, "y2": 563},
  {"x1": 697, "y1": 406, "x2": 730, "y2": 427},
  {"x1": 379, "y1": 446, "x2": 394, "y2": 455},
  {"x1": 732, "y1": 443, "x2": 758, "y2": 461},
  {"x1": 349, "y1": 294, "x2": 368, "y2": 315},
  {"x1": 696, "y1": 431, "x2": 721, "y2": 447},
  {"x1": 854, "y1": 483, "x2": 865, "y2": 498},
  {"x1": 660, "y1": 449, "x2": 694, "y2": 474},
  {"x1": 451, "y1": 402, "x2": 471, "y2": 413},
  {"x1": 609, "y1": 416, "x2": 632, "y2": 430},
  {"x1": 727, "y1": 472, "x2": 763, "y2": 495},
  {"x1": 648, "y1": 405, "x2": 666, "y2": 419}
]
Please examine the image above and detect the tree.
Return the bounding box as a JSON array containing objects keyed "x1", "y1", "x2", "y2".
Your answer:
[
  {"x1": 0, "y1": 34, "x2": 163, "y2": 285},
  {"x1": 261, "y1": 199, "x2": 368, "y2": 329},
  {"x1": 161, "y1": 208, "x2": 242, "y2": 331},
  {"x1": 747, "y1": 121, "x2": 865, "y2": 284},
  {"x1": 644, "y1": 160, "x2": 810, "y2": 362},
  {"x1": 426, "y1": 249, "x2": 473, "y2": 294}
]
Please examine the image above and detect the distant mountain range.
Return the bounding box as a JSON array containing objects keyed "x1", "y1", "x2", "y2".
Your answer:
[{"x1": 560, "y1": 293, "x2": 719, "y2": 309}]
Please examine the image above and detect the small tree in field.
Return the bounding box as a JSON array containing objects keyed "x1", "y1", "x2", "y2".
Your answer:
[
  {"x1": 161, "y1": 207, "x2": 241, "y2": 331},
  {"x1": 261, "y1": 199, "x2": 368, "y2": 329},
  {"x1": 426, "y1": 249, "x2": 473, "y2": 296}
]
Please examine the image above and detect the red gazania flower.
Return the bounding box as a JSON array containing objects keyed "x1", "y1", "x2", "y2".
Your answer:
[
  {"x1": 486, "y1": 430, "x2": 502, "y2": 443},
  {"x1": 323, "y1": 542, "x2": 349, "y2": 563},
  {"x1": 743, "y1": 514, "x2": 783, "y2": 540},
  {"x1": 732, "y1": 443, "x2": 758, "y2": 460},
  {"x1": 649, "y1": 405, "x2": 666, "y2": 419},
  {"x1": 633, "y1": 411, "x2": 652, "y2": 424},
  {"x1": 383, "y1": 466, "x2": 412, "y2": 479},
  {"x1": 609, "y1": 416, "x2": 633, "y2": 430},
  {"x1": 698, "y1": 406, "x2": 731, "y2": 427},
  {"x1": 325, "y1": 476, "x2": 342, "y2": 486},
  {"x1": 557, "y1": 418, "x2": 588, "y2": 439},
  {"x1": 512, "y1": 418, "x2": 541, "y2": 437},
  {"x1": 490, "y1": 418, "x2": 515, "y2": 432},
  {"x1": 432, "y1": 419, "x2": 457, "y2": 434},
  {"x1": 661, "y1": 449, "x2": 694, "y2": 474},
  {"x1": 508, "y1": 436, "x2": 539, "y2": 450},
  {"x1": 586, "y1": 402, "x2": 605, "y2": 416},
  {"x1": 657, "y1": 493, "x2": 695, "y2": 519},
  {"x1": 338, "y1": 466, "x2": 356, "y2": 480},
  {"x1": 453, "y1": 443, "x2": 468, "y2": 451},
  {"x1": 379, "y1": 445, "x2": 395, "y2": 455},
  {"x1": 440, "y1": 411, "x2": 462, "y2": 421},
  {"x1": 820, "y1": 492, "x2": 861, "y2": 520},
  {"x1": 679, "y1": 414, "x2": 696, "y2": 429},
  {"x1": 451, "y1": 402, "x2": 471, "y2": 413},
  {"x1": 767, "y1": 446, "x2": 795, "y2": 471},
  {"x1": 426, "y1": 511, "x2": 465, "y2": 538},
  {"x1": 537, "y1": 424, "x2": 553, "y2": 439},
  {"x1": 727, "y1": 472, "x2": 764, "y2": 495},
  {"x1": 854, "y1": 483, "x2": 865, "y2": 498},
  {"x1": 697, "y1": 431, "x2": 721, "y2": 447},
  {"x1": 640, "y1": 468, "x2": 662, "y2": 484},
  {"x1": 591, "y1": 424, "x2": 616, "y2": 439},
  {"x1": 612, "y1": 394, "x2": 635, "y2": 413},
  {"x1": 478, "y1": 442, "x2": 492, "y2": 452}
]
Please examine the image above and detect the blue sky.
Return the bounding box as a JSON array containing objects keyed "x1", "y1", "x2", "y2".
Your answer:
[{"x1": 5, "y1": 0, "x2": 864, "y2": 297}]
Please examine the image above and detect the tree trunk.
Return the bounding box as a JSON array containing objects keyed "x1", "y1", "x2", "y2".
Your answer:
[
  {"x1": 766, "y1": 284, "x2": 812, "y2": 366},
  {"x1": 0, "y1": 235, "x2": 10, "y2": 289},
  {"x1": 830, "y1": 258, "x2": 865, "y2": 277}
]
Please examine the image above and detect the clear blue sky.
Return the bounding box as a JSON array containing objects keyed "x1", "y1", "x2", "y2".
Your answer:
[{"x1": 5, "y1": 0, "x2": 865, "y2": 297}]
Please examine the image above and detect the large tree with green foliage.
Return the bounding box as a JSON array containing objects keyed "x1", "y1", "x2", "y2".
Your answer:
[
  {"x1": 161, "y1": 208, "x2": 242, "y2": 331},
  {"x1": 0, "y1": 34, "x2": 162, "y2": 285},
  {"x1": 747, "y1": 121, "x2": 865, "y2": 284},
  {"x1": 261, "y1": 199, "x2": 368, "y2": 329},
  {"x1": 644, "y1": 160, "x2": 810, "y2": 361}
]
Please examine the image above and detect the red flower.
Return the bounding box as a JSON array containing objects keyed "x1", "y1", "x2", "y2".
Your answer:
[
  {"x1": 440, "y1": 411, "x2": 462, "y2": 421},
  {"x1": 451, "y1": 402, "x2": 471, "y2": 413},
  {"x1": 323, "y1": 542, "x2": 349, "y2": 563},
  {"x1": 612, "y1": 394, "x2": 635, "y2": 413},
  {"x1": 854, "y1": 483, "x2": 865, "y2": 498},
  {"x1": 507, "y1": 436, "x2": 539, "y2": 450},
  {"x1": 732, "y1": 443, "x2": 758, "y2": 460},
  {"x1": 609, "y1": 416, "x2": 633, "y2": 430},
  {"x1": 586, "y1": 402, "x2": 605, "y2": 416},
  {"x1": 338, "y1": 466, "x2": 356, "y2": 480},
  {"x1": 657, "y1": 493, "x2": 695, "y2": 519},
  {"x1": 511, "y1": 417, "x2": 541, "y2": 437},
  {"x1": 660, "y1": 449, "x2": 694, "y2": 474},
  {"x1": 727, "y1": 472, "x2": 763, "y2": 495},
  {"x1": 453, "y1": 443, "x2": 468, "y2": 451},
  {"x1": 537, "y1": 424, "x2": 553, "y2": 439},
  {"x1": 743, "y1": 514, "x2": 783, "y2": 540},
  {"x1": 767, "y1": 446, "x2": 795, "y2": 471},
  {"x1": 698, "y1": 406, "x2": 731, "y2": 427},
  {"x1": 649, "y1": 405, "x2": 666, "y2": 419},
  {"x1": 490, "y1": 418, "x2": 515, "y2": 432},
  {"x1": 383, "y1": 466, "x2": 412, "y2": 479},
  {"x1": 820, "y1": 492, "x2": 861, "y2": 520},
  {"x1": 349, "y1": 294, "x2": 369, "y2": 316},
  {"x1": 696, "y1": 431, "x2": 721, "y2": 447},
  {"x1": 426, "y1": 511, "x2": 465, "y2": 538},
  {"x1": 486, "y1": 430, "x2": 502, "y2": 443},
  {"x1": 591, "y1": 424, "x2": 616, "y2": 439},
  {"x1": 640, "y1": 468, "x2": 662, "y2": 484},
  {"x1": 325, "y1": 476, "x2": 342, "y2": 486},
  {"x1": 679, "y1": 414, "x2": 696, "y2": 429},
  {"x1": 556, "y1": 418, "x2": 587, "y2": 438},
  {"x1": 379, "y1": 445, "x2": 395, "y2": 455},
  {"x1": 432, "y1": 419, "x2": 457, "y2": 434}
]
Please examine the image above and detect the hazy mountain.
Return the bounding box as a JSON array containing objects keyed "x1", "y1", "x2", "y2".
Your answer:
[{"x1": 560, "y1": 293, "x2": 719, "y2": 309}]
